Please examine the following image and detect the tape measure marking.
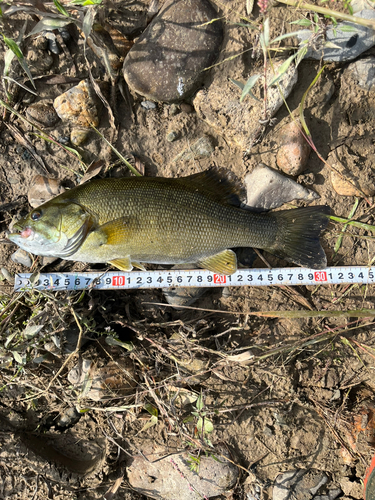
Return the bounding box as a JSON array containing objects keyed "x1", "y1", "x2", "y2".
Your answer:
[{"x1": 13, "y1": 266, "x2": 375, "y2": 292}]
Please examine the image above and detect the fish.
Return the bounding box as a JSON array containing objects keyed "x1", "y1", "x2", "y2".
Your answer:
[{"x1": 7, "y1": 169, "x2": 330, "y2": 275}]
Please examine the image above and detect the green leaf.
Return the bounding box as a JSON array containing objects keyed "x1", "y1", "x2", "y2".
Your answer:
[
  {"x1": 105, "y1": 336, "x2": 134, "y2": 351},
  {"x1": 196, "y1": 393, "x2": 203, "y2": 411},
  {"x1": 53, "y1": 0, "x2": 69, "y2": 16},
  {"x1": 268, "y1": 53, "x2": 297, "y2": 87},
  {"x1": 271, "y1": 30, "x2": 307, "y2": 43},
  {"x1": 2, "y1": 35, "x2": 23, "y2": 59},
  {"x1": 290, "y1": 18, "x2": 312, "y2": 27},
  {"x1": 229, "y1": 78, "x2": 244, "y2": 91},
  {"x1": 27, "y1": 17, "x2": 73, "y2": 37},
  {"x1": 23, "y1": 325, "x2": 43, "y2": 339},
  {"x1": 145, "y1": 404, "x2": 158, "y2": 417},
  {"x1": 339, "y1": 25, "x2": 358, "y2": 33},
  {"x1": 324, "y1": 41, "x2": 341, "y2": 49},
  {"x1": 197, "y1": 417, "x2": 214, "y2": 434},
  {"x1": 314, "y1": 13, "x2": 319, "y2": 24},
  {"x1": 295, "y1": 45, "x2": 308, "y2": 67},
  {"x1": 240, "y1": 74, "x2": 261, "y2": 102},
  {"x1": 12, "y1": 351, "x2": 25, "y2": 365}
]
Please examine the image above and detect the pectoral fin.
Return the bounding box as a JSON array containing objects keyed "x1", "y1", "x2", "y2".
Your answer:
[
  {"x1": 109, "y1": 257, "x2": 133, "y2": 272},
  {"x1": 198, "y1": 249, "x2": 237, "y2": 275},
  {"x1": 98, "y1": 216, "x2": 136, "y2": 246}
]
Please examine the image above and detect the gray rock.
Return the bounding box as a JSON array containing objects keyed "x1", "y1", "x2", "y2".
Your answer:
[
  {"x1": 166, "y1": 130, "x2": 179, "y2": 142},
  {"x1": 345, "y1": 56, "x2": 375, "y2": 90},
  {"x1": 244, "y1": 165, "x2": 319, "y2": 210},
  {"x1": 141, "y1": 100, "x2": 157, "y2": 110},
  {"x1": 173, "y1": 136, "x2": 214, "y2": 161},
  {"x1": 273, "y1": 470, "x2": 328, "y2": 500},
  {"x1": 11, "y1": 249, "x2": 33, "y2": 268},
  {"x1": 328, "y1": 489, "x2": 342, "y2": 500},
  {"x1": 127, "y1": 448, "x2": 238, "y2": 499},
  {"x1": 297, "y1": 10, "x2": 375, "y2": 62},
  {"x1": 123, "y1": 0, "x2": 223, "y2": 102},
  {"x1": 194, "y1": 60, "x2": 298, "y2": 151},
  {"x1": 163, "y1": 286, "x2": 206, "y2": 306}
]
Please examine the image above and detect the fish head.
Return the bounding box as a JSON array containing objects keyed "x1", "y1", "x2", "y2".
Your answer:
[{"x1": 8, "y1": 200, "x2": 93, "y2": 257}]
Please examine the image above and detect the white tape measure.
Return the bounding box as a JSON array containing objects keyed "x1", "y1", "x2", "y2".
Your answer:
[{"x1": 13, "y1": 266, "x2": 375, "y2": 291}]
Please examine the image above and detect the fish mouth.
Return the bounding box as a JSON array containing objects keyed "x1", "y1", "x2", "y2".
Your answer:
[{"x1": 8, "y1": 226, "x2": 35, "y2": 241}]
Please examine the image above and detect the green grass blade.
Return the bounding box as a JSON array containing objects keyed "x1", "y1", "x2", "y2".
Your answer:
[
  {"x1": 333, "y1": 198, "x2": 359, "y2": 255},
  {"x1": 53, "y1": 0, "x2": 70, "y2": 16},
  {"x1": 1, "y1": 34, "x2": 35, "y2": 89},
  {"x1": 91, "y1": 126, "x2": 142, "y2": 176}
]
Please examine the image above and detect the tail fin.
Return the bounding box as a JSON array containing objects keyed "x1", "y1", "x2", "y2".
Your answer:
[{"x1": 266, "y1": 206, "x2": 330, "y2": 269}]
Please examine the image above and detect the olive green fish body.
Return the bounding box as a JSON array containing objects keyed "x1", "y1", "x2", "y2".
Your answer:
[{"x1": 8, "y1": 170, "x2": 330, "y2": 274}]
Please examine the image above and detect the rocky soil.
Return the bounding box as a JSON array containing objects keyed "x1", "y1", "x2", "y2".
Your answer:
[{"x1": 0, "y1": 0, "x2": 375, "y2": 499}]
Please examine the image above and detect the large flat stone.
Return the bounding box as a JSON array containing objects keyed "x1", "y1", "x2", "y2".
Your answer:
[{"x1": 123, "y1": 0, "x2": 223, "y2": 102}]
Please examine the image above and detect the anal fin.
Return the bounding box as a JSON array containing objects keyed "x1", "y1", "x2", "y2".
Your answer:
[
  {"x1": 198, "y1": 249, "x2": 237, "y2": 275},
  {"x1": 132, "y1": 261, "x2": 146, "y2": 271},
  {"x1": 109, "y1": 257, "x2": 133, "y2": 272}
]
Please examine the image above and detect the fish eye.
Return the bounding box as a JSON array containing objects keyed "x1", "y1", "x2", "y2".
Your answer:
[{"x1": 31, "y1": 210, "x2": 42, "y2": 221}]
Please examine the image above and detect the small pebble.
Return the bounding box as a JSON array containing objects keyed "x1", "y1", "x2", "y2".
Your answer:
[
  {"x1": 26, "y1": 100, "x2": 60, "y2": 128},
  {"x1": 41, "y1": 256, "x2": 58, "y2": 267},
  {"x1": 11, "y1": 249, "x2": 33, "y2": 268},
  {"x1": 141, "y1": 100, "x2": 157, "y2": 110},
  {"x1": 180, "y1": 102, "x2": 194, "y2": 113},
  {"x1": 58, "y1": 28, "x2": 71, "y2": 43},
  {"x1": 173, "y1": 136, "x2": 214, "y2": 162},
  {"x1": 277, "y1": 121, "x2": 311, "y2": 176},
  {"x1": 169, "y1": 103, "x2": 180, "y2": 116},
  {"x1": 166, "y1": 131, "x2": 178, "y2": 142},
  {"x1": 1, "y1": 267, "x2": 14, "y2": 283},
  {"x1": 245, "y1": 164, "x2": 319, "y2": 210},
  {"x1": 70, "y1": 127, "x2": 90, "y2": 146},
  {"x1": 56, "y1": 407, "x2": 81, "y2": 429},
  {"x1": 330, "y1": 164, "x2": 374, "y2": 196},
  {"x1": 28, "y1": 175, "x2": 65, "y2": 208},
  {"x1": 54, "y1": 80, "x2": 99, "y2": 128},
  {"x1": 45, "y1": 32, "x2": 60, "y2": 55}
]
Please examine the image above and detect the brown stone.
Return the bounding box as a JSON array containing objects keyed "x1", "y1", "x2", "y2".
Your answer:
[
  {"x1": 26, "y1": 101, "x2": 60, "y2": 128},
  {"x1": 276, "y1": 121, "x2": 311, "y2": 176}
]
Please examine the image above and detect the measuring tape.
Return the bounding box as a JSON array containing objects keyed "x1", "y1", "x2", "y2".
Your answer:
[{"x1": 13, "y1": 266, "x2": 375, "y2": 292}]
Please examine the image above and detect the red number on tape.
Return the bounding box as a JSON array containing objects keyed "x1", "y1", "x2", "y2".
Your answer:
[
  {"x1": 214, "y1": 274, "x2": 226, "y2": 284},
  {"x1": 314, "y1": 271, "x2": 327, "y2": 282},
  {"x1": 113, "y1": 276, "x2": 125, "y2": 286}
]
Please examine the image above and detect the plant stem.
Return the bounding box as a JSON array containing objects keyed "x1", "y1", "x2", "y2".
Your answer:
[{"x1": 277, "y1": 0, "x2": 375, "y2": 29}]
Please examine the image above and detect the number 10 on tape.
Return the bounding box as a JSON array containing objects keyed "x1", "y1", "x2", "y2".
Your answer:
[{"x1": 13, "y1": 266, "x2": 375, "y2": 291}]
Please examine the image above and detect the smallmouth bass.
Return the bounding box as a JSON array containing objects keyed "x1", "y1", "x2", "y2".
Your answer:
[{"x1": 8, "y1": 169, "x2": 330, "y2": 275}]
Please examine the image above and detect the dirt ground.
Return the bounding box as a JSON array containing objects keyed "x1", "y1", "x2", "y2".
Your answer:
[{"x1": 1, "y1": 0, "x2": 375, "y2": 499}]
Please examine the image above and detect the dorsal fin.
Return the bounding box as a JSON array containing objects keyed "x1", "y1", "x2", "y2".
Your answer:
[{"x1": 178, "y1": 167, "x2": 245, "y2": 207}]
